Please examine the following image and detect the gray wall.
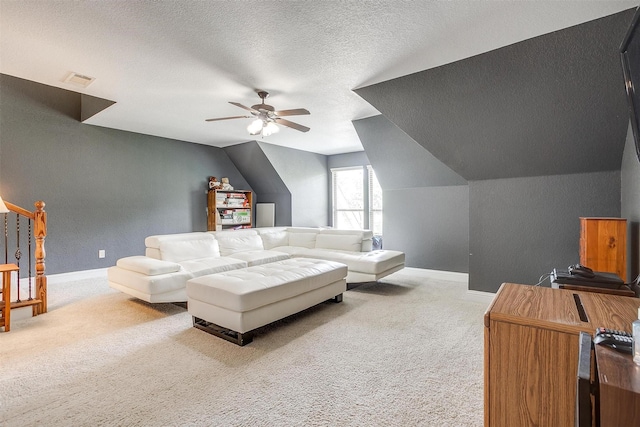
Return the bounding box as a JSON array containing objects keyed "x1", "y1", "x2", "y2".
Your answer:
[
  {"x1": 224, "y1": 141, "x2": 329, "y2": 227},
  {"x1": 469, "y1": 172, "x2": 621, "y2": 292},
  {"x1": 352, "y1": 11, "x2": 638, "y2": 291},
  {"x1": 223, "y1": 141, "x2": 292, "y2": 226},
  {"x1": 385, "y1": 186, "x2": 469, "y2": 269},
  {"x1": 622, "y1": 124, "x2": 640, "y2": 280},
  {"x1": 327, "y1": 151, "x2": 370, "y2": 169},
  {"x1": 352, "y1": 115, "x2": 470, "y2": 272},
  {"x1": 258, "y1": 142, "x2": 328, "y2": 227},
  {"x1": 0, "y1": 74, "x2": 250, "y2": 274}
]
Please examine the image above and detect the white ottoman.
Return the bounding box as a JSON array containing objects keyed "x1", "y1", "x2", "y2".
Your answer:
[{"x1": 187, "y1": 258, "x2": 347, "y2": 345}]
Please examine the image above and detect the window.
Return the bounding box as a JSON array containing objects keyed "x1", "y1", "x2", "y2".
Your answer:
[{"x1": 331, "y1": 166, "x2": 382, "y2": 235}]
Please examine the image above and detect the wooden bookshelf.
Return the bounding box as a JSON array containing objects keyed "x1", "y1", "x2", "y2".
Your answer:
[{"x1": 207, "y1": 189, "x2": 253, "y2": 231}]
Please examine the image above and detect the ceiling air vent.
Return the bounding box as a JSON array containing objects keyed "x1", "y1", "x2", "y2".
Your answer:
[{"x1": 63, "y1": 72, "x2": 95, "y2": 88}]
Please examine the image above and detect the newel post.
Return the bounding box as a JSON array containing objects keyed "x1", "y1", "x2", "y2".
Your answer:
[{"x1": 34, "y1": 201, "x2": 47, "y2": 314}]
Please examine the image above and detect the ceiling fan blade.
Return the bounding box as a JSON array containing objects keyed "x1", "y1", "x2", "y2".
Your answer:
[
  {"x1": 229, "y1": 102, "x2": 258, "y2": 114},
  {"x1": 205, "y1": 115, "x2": 251, "y2": 122},
  {"x1": 274, "y1": 108, "x2": 310, "y2": 117},
  {"x1": 275, "y1": 118, "x2": 310, "y2": 133}
]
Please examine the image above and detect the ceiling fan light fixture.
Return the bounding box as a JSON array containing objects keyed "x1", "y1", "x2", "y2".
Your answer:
[
  {"x1": 247, "y1": 119, "x2": 263, "y2": 135},
  {"x1": 207, "y1": 90, "x2": 310, "y2": 135},
  {"x1": 263, "y1": 121, "x2": 279, "y2": 136}
]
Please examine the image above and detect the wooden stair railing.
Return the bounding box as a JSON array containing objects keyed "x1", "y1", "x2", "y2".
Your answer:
[{"x1": 1, "y1": 200, "x2": 47, "y2": 319}]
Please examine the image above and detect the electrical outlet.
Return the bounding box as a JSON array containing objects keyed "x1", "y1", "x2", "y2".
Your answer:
[{"x1": 98, "y1": 249, "x2": 106, "y2": 259}]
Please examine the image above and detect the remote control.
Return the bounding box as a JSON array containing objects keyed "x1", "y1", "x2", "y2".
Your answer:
[{"x1": 594, "y1": 327, "x2": 633, "y2": 354}]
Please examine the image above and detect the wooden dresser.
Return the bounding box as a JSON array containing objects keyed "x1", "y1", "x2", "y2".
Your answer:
[
  {"x1": 580, "y1": 217, "x2": 627, "y2": 281},
  {"x1": 484, "y1": 283, "x2": 640, "y2": 426},
  {"x1": 595, "y1": 345, "x2": 640, "y2": 427}
]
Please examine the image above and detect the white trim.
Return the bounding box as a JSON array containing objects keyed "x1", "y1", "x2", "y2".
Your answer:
[
  {"x1": 10, "y1": 268, "x2": 107, "y2": 323},
  {"x1": 393, "y1": 268, "x2": 497, "y2": 305},
  {"x1": 466, "y1": 289, "x2": 496, "y2": 305},
  {"x1": 48, "y1": 267, "x2": 108, "y2": 284},
  {"x1": 405, "y1": 267, "x2": 469, "y2": 285},
  {"x1": 19, "y1": 267, "x2": 108, "y2": 286},
  {"x1": 436, "y1": 270, "x2": 468, "y2": 283}
]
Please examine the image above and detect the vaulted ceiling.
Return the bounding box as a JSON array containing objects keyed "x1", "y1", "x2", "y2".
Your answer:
[
  {"x1": 356, "y1": 9, "x2": 636, "y2": 181},
  {"x1": 1, "y1": 1, "x2": 637, "y2": 156}
]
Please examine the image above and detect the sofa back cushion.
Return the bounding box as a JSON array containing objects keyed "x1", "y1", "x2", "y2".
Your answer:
[
  {"x1": 145, "y1": 232, "x2": 209, "y2": 249},
  {"x1": 145, "y1": 232, "x2": 213, "y2": 260},
  {"x1": 319, "y1": 229, "x2": 373, "y2": 251},
  {"x1": 287, "y1": 229, "x2": 318, "y2": 249},
  {"x1": 214, "y1": 230, "x2": 264, "y2": 256},
  {"x1": 315, "y1": 233, "x2": 363, "y2": 252},
  {"x1": 259, "y1": 230, "x2": 289, "y2": 250},
  {"x1": 159, "y1": 236, "x2": 220, "y2": 262}
]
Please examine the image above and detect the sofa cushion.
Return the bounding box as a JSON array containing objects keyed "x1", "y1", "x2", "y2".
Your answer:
[
  {"x1": 302, "y1": 249, "x2": 405, "y2": 274},
  {"x1": 288, "y1": 232, "x2": 317, "y2": 249},
  {"x1": 179, "y1": 257, "x2": 247, "y2": 277},
  {"x1": 145, "y1": 232, "x2": 210, "y2": 249},
  {"x1": 186, "y1": 258, "x2": 347, "y2": 312},
  {"x1": 270, "y1": 246, "x2": 313, "y2": 257},
  {"x1": 315, "y1": 233, "x2": 363, "y2": 252},
  {"x1": 226, "y1": 250, "x2": 290, "y2": 266},
  {"x1": 159, "y1": 236, "x2": 220, "y2": 262},
  {"x1": 116, "y1": 256, "x2": 181, "y2": 276},
  {"x1": 320, "y1": 229, "x2": 374, "y2": 251},
  {"x1": 108, "y1": 266, "x2": 192, "y2": 295},
  {"x1": 259, "y1": 230, "x2": 289, "y2": 249},
  {"x1": 215, "y1": 233, "x2": 264, "y2": 256}
]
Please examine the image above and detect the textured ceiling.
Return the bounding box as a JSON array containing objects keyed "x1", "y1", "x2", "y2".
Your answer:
[
  {"x1": 356, "y1": 10, "x2": 636, "y2": 180},
  {"x1": 1, "y1": 1, "x2": 637, "y2": 155}
]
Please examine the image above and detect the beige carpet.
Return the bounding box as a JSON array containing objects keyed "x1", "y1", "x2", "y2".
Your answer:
[{"x1": 0, "y1": 268, "x2": 488, "y2": 426}]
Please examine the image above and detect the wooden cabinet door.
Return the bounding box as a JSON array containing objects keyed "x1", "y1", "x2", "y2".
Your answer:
[
  {"x1": 580, "y1": 217, "x2": 626, "y2": 281},
  {"x1": 487, "y1": 320, "x2": 577, "y2": 426}
]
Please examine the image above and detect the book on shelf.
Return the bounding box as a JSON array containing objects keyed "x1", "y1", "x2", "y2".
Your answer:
[
  {"x1": 233, "y1": 224, "x2": 251, "y2": 230},
  {"x1": 232, "y1": 211, "x2": 250, "y2": 224},
  {"x1": 226, "y1": 200, "x2": 245, "y2": 207}
]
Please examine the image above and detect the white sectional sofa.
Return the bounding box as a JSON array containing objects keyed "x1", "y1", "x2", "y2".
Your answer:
[{"x1": 108, "y1": 227, "x2": 405, "y2": 304}]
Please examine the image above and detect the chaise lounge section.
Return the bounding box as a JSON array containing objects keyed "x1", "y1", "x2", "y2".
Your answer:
[{"x1": 108, "y1": 233, "x2": 248, "y2": 303}]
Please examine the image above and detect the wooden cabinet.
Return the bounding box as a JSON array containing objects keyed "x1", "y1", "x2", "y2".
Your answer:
[
  {"x1": 580, "y1": 217, "x2": 627, "y2": 281},
  {"x1": 484, "y1": 283, "x2": 640, "y2": 426},
  {"x1": 207, "y1": 190, "x2": 253, "y2": 231},
  {"x1": 595, "y1": 345, "x2": 640, "y2": 427}
]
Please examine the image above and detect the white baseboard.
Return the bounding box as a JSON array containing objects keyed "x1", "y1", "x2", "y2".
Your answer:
[
  {"x1": 18, "y1": 267, "x2": 108, "y2": 286},
  {"x1": 47, "y1": 268, "x2": 108, "y2": 284},
  {"x1": 401, "y1": 267, "x2": 495, "y2": 304},
  {"x1": 403, "y1": 267, "x2": 469, "y2": 284},
  {"x1": 466, "y1": 289, "x2": 496, "y2": 305},
  {"x1": 10, "y1": 268, "x2": 109, "y2": 323}
]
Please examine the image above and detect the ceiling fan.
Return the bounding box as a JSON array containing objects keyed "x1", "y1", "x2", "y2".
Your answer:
[{"x1": 205, "y1": 90, "x2": 310, "y2": 136}]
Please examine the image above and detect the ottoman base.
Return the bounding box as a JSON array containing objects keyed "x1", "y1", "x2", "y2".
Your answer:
[
  {"x1": 193, "y1": 316, "x2": 255, "y2": 346},
  {"x1": 192, "y1": 291, "x2": 343, "y2": 346}
]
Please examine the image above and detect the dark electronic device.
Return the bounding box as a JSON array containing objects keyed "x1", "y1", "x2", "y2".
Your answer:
[
  {"x1": 568, "y1": 264, "x2": 595, "y2": 278},
  {"x1": 621, "y1": 5, "x2": 640, "y2": 163},
  {"x1": 550, "y1": 265, "x2": 624, "y2": 290},
  {"x1": 593, "y1": 327, "x2": 633, "y2": 354}
]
